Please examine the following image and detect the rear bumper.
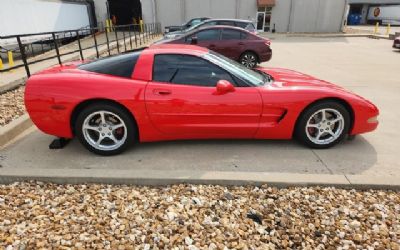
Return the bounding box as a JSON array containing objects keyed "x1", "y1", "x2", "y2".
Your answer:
[{"x1": 393, "y1": 41, "x2": 400, "y2": 48}]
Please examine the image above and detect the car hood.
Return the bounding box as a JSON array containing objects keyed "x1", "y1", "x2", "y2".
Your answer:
[{"x1": 258, "y1": 67, "x2": 344, "y2": 90}]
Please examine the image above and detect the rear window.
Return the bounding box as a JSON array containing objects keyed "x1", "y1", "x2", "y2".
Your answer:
[{"x1": 78, "y1": 51, "x2": 141, "y2": 78}]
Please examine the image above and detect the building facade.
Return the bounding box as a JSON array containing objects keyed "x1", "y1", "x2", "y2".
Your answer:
[{"x1": 95, "y1": 0, "x2": 349, "y2": 33}]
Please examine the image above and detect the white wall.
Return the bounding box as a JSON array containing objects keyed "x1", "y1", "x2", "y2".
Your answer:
[
  {"x1": 93, "y1": 0, "x2": 108, "y2": 25},
  {"x1": 0, "y1": 0, "x2": 90, "y2": 36},
  {"x1": 139, "y1": 0, "x2": 346, "y2": 33}
]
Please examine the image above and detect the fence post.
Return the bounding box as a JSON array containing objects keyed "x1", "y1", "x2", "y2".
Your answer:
[
  {"x1": 128, "y1": 25, "x2": 133, "y2": 50},
  {"x1": 115, "y1": 26, "x2": 120, "y2": 53},
  {"x1": 16, "y1": 36, "x2": 31, "y2": 77},
  {"x1": 122, "y1": 29, "x2": 127, "y2": 52},
  {"x1": 93, "y1": 28, "x2": 100, "y2": 58},
  {"x1": 52, "y1": 33, "x2": 62, "y2": 66},
  {"x1": 104, "y1": 27, "x2": 111, "y2": 56},
  {"x1": 76, "y1": 31, "x2": 84, "y2": 60},
  {"x1": 134, "y1": 27, "x2": 138, "y2": 47}
]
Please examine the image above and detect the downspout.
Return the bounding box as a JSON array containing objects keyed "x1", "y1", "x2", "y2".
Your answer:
[{"x1": 287, "y1": 0, "x2": 293, "y2": 32}]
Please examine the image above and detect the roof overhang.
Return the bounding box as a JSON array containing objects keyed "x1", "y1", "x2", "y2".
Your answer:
[{"x1": 257, "y1": 0, "x2": 276, "y2": 7}]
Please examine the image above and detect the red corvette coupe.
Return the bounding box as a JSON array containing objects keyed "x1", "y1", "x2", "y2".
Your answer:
[{"x1": 25, "y1": 45, "x2": 379, "y2": 155}]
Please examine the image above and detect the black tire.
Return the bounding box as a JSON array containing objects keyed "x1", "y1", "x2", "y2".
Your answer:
[
  {"x1": 239, "y1": 51, "x2": 258, "y2": 68},
  {"x1": 295, "y1": 101, "x2": 351, "y2": 149},
  {"x1": 75, "y1": 102, "x2": 136, "y2": 156}
]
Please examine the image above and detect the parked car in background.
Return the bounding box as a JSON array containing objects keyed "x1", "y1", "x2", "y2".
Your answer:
[
  {"x1": 393, "y1": 36, "x2": 400, "y2": 49},
  {"x1": 164, "y1": 17, "x2": 209, "y2": 34},
  {"x1": 156, "y1": 26, "x2": 271, "y2": 68},
  {"x1": 25, "y1": 45, "x2": 379, "y2": 155},
  {"x1": 164, "y1": 19, "x2": 256, "y2": 39}
]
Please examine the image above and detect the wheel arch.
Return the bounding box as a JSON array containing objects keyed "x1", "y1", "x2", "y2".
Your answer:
[
  {"x1": 293, "y1": 97, "x2": 355, "y2": 137},
  {"x1": 70, "y1": 98, "x2": 139, "y2": 140}
]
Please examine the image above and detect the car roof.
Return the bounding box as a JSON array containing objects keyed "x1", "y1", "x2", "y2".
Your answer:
[
  {"x1": 204, "y1": 18, "x2": 252, "y2": 23},
  {"x1": 147, "y1": 44, "x2": 209, "y2": 55},
  {"x1": 195, "y1": 25, "x2": 251, "y2": 33}
]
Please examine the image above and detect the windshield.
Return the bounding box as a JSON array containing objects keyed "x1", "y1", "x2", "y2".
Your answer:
[
  {"x1": 203, "y1": 51, "x2": 269, "y2": 86},
  {"x1": 184, "y1": 21, "x2": 206, "y2": 32}
]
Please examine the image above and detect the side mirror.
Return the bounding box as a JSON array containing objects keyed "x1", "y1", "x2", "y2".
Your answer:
[
  {"x1": 215, "y1": 80, "x2": 235, "y2": 95},
  {"x1": 191, "y1": 36, "x2": 198, "y2": 45}
]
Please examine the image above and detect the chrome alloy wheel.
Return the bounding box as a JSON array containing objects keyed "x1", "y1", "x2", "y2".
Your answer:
[
  {"x1": 240, "y1": 53, "x2": 257, "y2": 68},
  {"x1": 305, "y1": 108, "x2": 345, "y2": 145},
  {"x1": 82, "y1": 111, "x2": 127, "y2": 151}
]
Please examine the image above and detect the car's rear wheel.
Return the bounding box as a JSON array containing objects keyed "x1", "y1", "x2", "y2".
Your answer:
[
  {"x1": 296, "y1": 101, "x2": 350, "y2": 149},
  {"x1": 75, "y1": 103, "x2": 135, "y2": 156},
  {"x1": 239, "y1": 51, "x2": 258, "y2": 68}
]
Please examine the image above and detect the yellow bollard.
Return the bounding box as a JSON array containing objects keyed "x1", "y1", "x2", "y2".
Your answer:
[
  {"x1": 106, "y1": 19, "x2": 110, "y2": 33},
  {"x1": 374, "y1": 22, "x2": 379, "y2": 34},
  {"x1": 140, "y1": 19, "x2": 144, "y2": 33},
  {"x1": 386, "y1": 23, "x2": 391, "y2": 35},
  {"x1": 0, "y1": 57, "x2": 3, "y2": 70},
  {"x1": 8, "y1": 51, "x2": 14, "y2": 69}
]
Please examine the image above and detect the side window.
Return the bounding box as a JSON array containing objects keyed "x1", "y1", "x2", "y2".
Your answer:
[
  {"x1": 153, "y1": 54, "x2": 234, "y2": 87},
  {"x1": 78, "y1": 52, "x2": 140, "y2": 78},
  {"x1": 202, "y1": 21, "x2": 217, "y2": 27},
  {"x1": 235, "y1": 22, "x2": 248, "y2": 28},
  {"x1": 246, "y1": 23, "x2": 256, "y2": 32},
  {"x1": 196, "y1": 29, "x2": 220, "y2": 41},
  {"x1": 240, "y1": 31, "x2": 248, "y2": 40},
  {"x1": 218, "y1": 21, "x2": 235, "y2": 26},
  {"x1": 222, "y1": 29, "x2": 241, "y2": 40}
]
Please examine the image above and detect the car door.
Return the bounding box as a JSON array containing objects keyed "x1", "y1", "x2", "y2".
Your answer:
[
  {"x1": 144, "y1": 54, "x2": 263, "y2": 138},
  {"x1": 218, "y1": 28, "x2": 244, "y2": 60},
  {"x1": 193, "y1": 28, "x2": 222, "y2": 54}
]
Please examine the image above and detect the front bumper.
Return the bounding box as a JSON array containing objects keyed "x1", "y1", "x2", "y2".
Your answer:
[{"x1": 259, "y1": 48, "x2": 272, "y2": 62}]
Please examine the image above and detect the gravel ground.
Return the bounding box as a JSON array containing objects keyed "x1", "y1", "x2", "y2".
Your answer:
[
  {"x1": 0, "y1": 86, "x2": 25, "y2": 126},
  {"x1": 0, "y1": 182, "x2": 399, "y2": 249}
]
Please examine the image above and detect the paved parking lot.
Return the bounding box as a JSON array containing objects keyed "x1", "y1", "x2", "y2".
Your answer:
[{"x1": 1, "y1": 35, "x2": 399, "y2": 178}]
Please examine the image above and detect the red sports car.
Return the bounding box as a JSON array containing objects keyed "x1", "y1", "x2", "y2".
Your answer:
[
  {"x1": 25, "y1": 45, "x2": 379, "y2": 156},
  {"x1": 156, "y1": 26, "x2": 272, "y2": 68}
]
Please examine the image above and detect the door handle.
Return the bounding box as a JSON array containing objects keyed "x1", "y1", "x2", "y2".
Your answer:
[{"x1": 153, "y1": 89, "x2": 171, "y2": 95}]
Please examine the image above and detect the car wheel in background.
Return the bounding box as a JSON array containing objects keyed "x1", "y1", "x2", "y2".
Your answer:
[
  {"x1": 75, "y1": 103, "x2": 136, "y2": 156},
  {"x1": 239, "y1": 51, "x2": 258, "y2": 68},
  {"x1": 296, "y1": 101, "x2": 351, "y2": 149}
]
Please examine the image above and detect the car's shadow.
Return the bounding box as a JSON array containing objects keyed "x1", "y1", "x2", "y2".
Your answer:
[{"x1": 0, "y1": 131, "x2": 377, "y2": 176}]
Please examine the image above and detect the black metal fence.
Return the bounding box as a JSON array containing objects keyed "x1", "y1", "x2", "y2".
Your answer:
[{"x1": 0, "y1": 22, "x2": 162, "y2": 77}]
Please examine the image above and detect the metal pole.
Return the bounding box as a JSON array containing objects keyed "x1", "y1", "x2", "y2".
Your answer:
[
  {"x1": 93, "y1": 28, "x2": 99, "y2": 58},
  {"x1": 115, "y1": 26, "x2": 120, "y2": 53},
  {"x1": 76, "y1": 31, "x2": 84, "y2": 60},
  {"x1": 17, "y1": 36, "x2": 30, "y2": 77},
  {"x1": 134, "y1": 28, "x2": 138, "y2": 47},
  {"x1": 122, "y1": 30, "x2": 127, "y2": 51},
  {"x1": 105, "y1": 28, "x2": 111, "y2": 56},
  {"x1": 52, "y1": 33, "x2": 62, "y2": 65},
  {"x1": 128, "y1": 25, "x2": 133, "y2": 50}
]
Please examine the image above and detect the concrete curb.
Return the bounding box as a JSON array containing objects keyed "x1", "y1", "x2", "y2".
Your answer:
[
  {"x1": 0, "y1": 168, "x2": 398, "y2": 190},
  {"x1": 0, "y1": 114, "x2": 33, "y2": 148}
]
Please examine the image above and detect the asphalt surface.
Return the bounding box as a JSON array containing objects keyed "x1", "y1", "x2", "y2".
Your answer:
[{"x1": 1, "y1": 35, "x2": 399, "y2": 178}]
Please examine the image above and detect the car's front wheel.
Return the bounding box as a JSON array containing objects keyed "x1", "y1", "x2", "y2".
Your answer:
[
  {"x1": 75, "y1": 103, "x2": 136, "y2": 156},
  {"x1": 296, "y1": 101, "x2": 351, "y2": 149}
]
